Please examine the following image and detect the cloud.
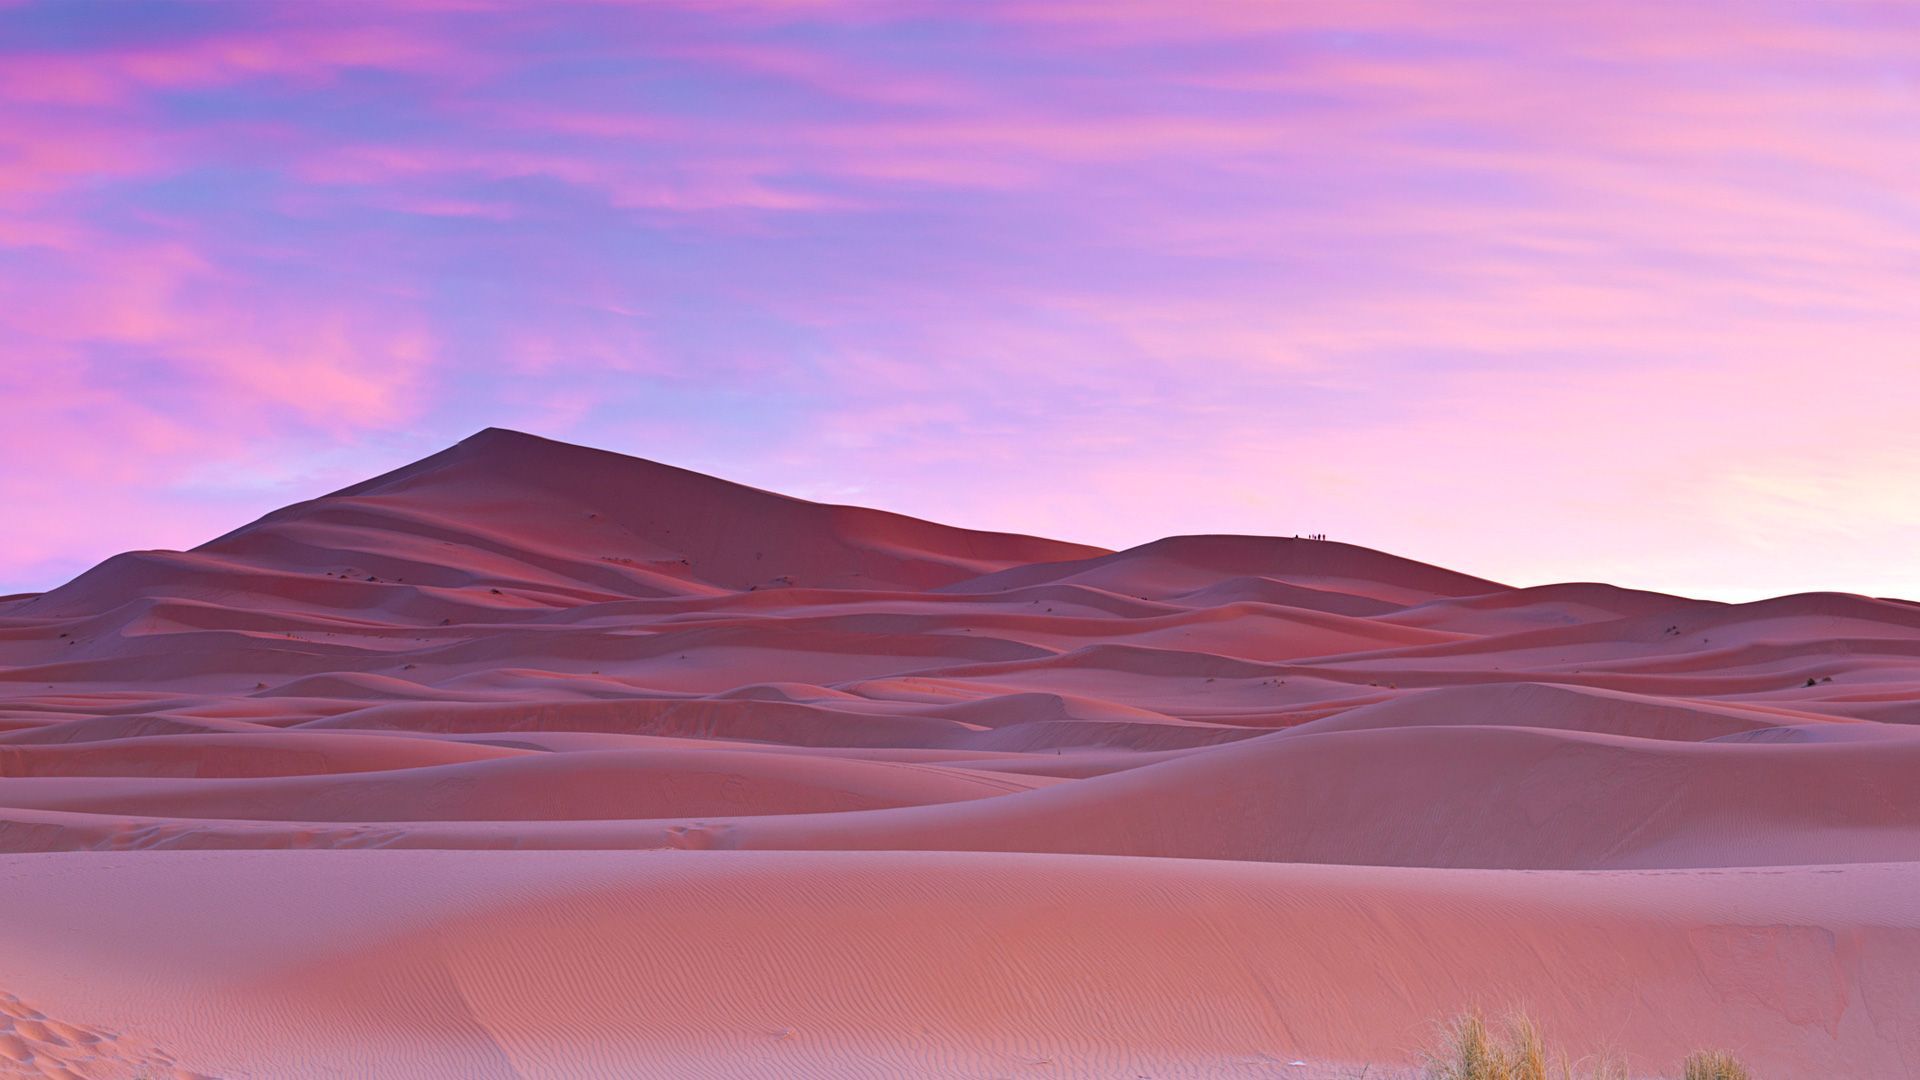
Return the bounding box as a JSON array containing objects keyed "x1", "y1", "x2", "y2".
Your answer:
[{"x1": 0, "y1": 0, "x2": 1916, "y2": 598}]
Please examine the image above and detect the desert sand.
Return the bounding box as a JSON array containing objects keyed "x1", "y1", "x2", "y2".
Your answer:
[{"x1": 0, "y1": 428, "x2": 1914, "y2": 1078}]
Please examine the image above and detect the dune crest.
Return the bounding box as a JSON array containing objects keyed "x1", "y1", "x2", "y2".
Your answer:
[{"x1": 1, "y1": 430, "x2": 1915, "y2": 1078}]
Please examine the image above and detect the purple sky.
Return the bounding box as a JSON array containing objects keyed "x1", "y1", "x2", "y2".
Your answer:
[{"x1": 2, "y1": 0, "x2": 1918, "y2": 600}]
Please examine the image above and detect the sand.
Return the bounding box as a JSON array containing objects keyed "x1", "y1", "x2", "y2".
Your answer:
[{"x1": 0, "y1": 428, "x2": 1914, "y2": 1078}]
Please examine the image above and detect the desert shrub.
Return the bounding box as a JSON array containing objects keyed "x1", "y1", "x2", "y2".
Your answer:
[
  {"x1": 1682, "y1": 1051, "x2": 1751, "y2": 1080},
  {"x1": 1424, "y1": 1010, "x2": 1750, "y2": 1080},
  {"x1": 1426, "y1": 1010, "x2": 1557, "y2": 1080}
]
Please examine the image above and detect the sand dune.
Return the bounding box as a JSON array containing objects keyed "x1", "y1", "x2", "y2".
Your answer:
[
  {"x1": 1, "y1": 429, "x2": 1916, "y2": 1077},
  {"x1": 3, "y1": 851, "x2": 1915, "y2": 1079}
]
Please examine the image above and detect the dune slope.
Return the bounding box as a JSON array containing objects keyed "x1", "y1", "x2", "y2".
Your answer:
[{"x1": 1, "y1": 430, "x2": 1916, "y2": 1078}]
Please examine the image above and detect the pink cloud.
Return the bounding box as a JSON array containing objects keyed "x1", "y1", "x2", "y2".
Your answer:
[
  {"x1": 0, "y1": 246, "x2": 436, "y2": 430},
  {"x1": 293, "y1": 142, "x2": 847, "y2": 212},
  {"x1": 0, "y1": 23, "x2": 472, "y2": 107},
  {"x1": 654, "y1": 42, "x2": 972, "y2": 106},
  {"x1": 0, "y1": 111, "x2": 173, "y2": 202},
  {"x1": 0, "y1": 0, "x2": 1916, "y2": 601}
]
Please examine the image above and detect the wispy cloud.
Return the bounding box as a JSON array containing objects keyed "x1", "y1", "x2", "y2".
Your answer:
[{"x1": 0, "y1": 0, "x2": 1915, "y2": 598}]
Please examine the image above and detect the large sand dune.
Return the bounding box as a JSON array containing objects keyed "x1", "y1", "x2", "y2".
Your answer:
[{"x1": 1, "y1": 429, "x2": 1915, "y2": 1078}]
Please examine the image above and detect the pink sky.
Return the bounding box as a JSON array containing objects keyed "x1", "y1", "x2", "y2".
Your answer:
[{"x1": 2, "y1": 0, "x2": 1917, "y2": 600}]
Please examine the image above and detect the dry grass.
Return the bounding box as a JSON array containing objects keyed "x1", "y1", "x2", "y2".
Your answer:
[
  {"x1": 1425, "y1": 1011, "x2": 1562, "y2": 1080},
  {"x1": 1681, "y1": 1051, "x2": 1751, "y2": 1080},
  {"x1": 1424, "y1": 1010, "x2": 1749, "y2": 1080}
]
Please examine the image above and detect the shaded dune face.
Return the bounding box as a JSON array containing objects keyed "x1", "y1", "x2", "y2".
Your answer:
[{"x1": 0, "y1": 429, "x2": 1916, "y2": 1078}]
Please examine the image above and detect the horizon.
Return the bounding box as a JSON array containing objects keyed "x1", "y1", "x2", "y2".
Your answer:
[
  {"x1": 3, "y1": 1, "x2": 1918, "y2": 601},
  {"x1": 1, "y1": 422, "x2": 1903, "y2": 607}
]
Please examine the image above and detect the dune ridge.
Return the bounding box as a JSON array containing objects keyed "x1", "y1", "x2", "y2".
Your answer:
[{"x1": 0, "y1": 429, "x2": 1915, "y2": 1078}]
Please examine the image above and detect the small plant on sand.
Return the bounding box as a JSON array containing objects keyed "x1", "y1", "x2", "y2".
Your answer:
[
  {"x1": 1426, "y1": 1010, "x2": 1559, "y2": 1080},
  {"x1": 1682, "y1": 1051, "x2": 1751, "y2": 1080},
  {"x1": 1425, "y1": 1009, "x2": 1749, "y2": 1080}
]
